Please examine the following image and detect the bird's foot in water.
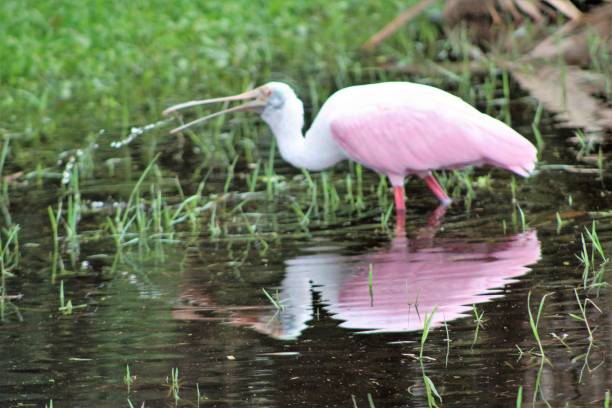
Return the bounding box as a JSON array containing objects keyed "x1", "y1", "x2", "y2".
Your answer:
[
  {"x1": 423, "y1": 174, "x2": 453, "y2": 205},
  {"x1": 439, "y1": 197, "x2": 452, "y2": 206}
]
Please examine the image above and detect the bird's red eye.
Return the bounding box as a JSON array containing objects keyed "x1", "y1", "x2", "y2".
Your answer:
[{"x1": 261, "y1": 87, "x2": 272, "y2": 97}]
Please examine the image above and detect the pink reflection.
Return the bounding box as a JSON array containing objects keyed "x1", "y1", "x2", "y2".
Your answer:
[
  {"x1": 173, "y1": 207, "x2": 541, "y2": 339},
  {"x1": 332, "y1": 229, "x2": 540, "y2": 333}
]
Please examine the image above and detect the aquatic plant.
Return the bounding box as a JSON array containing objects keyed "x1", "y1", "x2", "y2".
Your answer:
[
  {"x1": 471, "y1": 304, "x2": 485, "y2": 347},
  {"x1": 570, "y1": 288, "x2": 602, "y2": 383},
  {"x1": 262, "y1": 288, "x2": 285, "y2": 311},
  {"x1": 527, "y1": 291, "x2": 551, "y2": 406},
  {"x1": 0, "y1": 225, "x2": 20, "y2": 322},
  {"x1": 419, "y1": 307, "x2": 442, "y2": 408}
]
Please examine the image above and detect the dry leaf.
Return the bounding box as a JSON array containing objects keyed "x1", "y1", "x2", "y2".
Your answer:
[
  {"x1": 363, "y1": 0, "x2": 436, "y2": 50},
  {"x1": 510, "y1": 64, "x2": 612, "y2": 131},
  {"x1": 514, "y1": 0, "x2": 544, "y2": 22},
  {"x1": 544, "y1": 0, "x2": 583, "y2": 20},
  {"x1": 528, "y1": 4, "x2": 612, "y2": 66}
]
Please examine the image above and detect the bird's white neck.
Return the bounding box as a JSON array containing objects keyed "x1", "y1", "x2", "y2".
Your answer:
[
  {"x1": 262, "y1": 98, "x2": 345, "y2": 171},
  {"x1": 266, "y1": 113, "x2": 308, "y2": 169}
]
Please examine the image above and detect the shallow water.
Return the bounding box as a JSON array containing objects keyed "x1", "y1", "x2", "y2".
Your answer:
[{"x1": 1, "y1": 93, "x2": 611, "y2": 407}]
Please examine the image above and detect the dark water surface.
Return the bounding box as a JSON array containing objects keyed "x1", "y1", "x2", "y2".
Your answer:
[{"x1": 1, "y1": 97, "x2": 611, "y2": 407}]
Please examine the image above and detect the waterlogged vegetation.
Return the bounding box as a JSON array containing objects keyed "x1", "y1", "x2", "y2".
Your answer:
[{"x1": 0, "y1": 0, "x2": 611, "y2": 407}]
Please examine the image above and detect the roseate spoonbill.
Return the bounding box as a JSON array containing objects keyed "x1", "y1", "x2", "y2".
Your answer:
[{"x1": 163, "y1": 82, "x2": 537, "y2": 215}]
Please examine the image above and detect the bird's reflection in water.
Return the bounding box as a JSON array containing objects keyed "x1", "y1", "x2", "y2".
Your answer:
[{"x1": 174, "y1": 206, "x2": 541, "y2": 340}]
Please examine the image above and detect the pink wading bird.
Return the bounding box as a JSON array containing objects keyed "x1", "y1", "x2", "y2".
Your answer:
[{"x1": 163, "y1": 82, "x2": 537, "y2": 218}]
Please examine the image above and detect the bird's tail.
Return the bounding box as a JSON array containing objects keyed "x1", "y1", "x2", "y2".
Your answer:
[
  {"x1": 508, "y1": 160, "x2": 536, "y2": 177},
  {"x1": 477, "y1": 116, "x2": 538, "y2": 178}
]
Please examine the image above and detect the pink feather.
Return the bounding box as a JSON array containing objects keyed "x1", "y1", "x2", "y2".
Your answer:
[{"x1": 329, "y1": 93, "x2": 536, "y2": 182}]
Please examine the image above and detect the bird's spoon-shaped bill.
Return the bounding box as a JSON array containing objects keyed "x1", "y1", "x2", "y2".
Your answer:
[{"x1": 163, "y1": 87, "x2": 270, "y2": 134}]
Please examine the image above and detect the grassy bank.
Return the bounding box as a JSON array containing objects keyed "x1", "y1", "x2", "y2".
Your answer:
[{"x1": 1, "y1": 0, "x2": 423, "y2": 167}]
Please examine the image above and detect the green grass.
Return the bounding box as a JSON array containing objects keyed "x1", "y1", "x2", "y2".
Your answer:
[
  {"x1": 0, "y1": 0, "x2": 414, "y2": 168},
  {"x1": 531, "y1": 103, "x2": 545, "y2": 157},
  {"x1": 0, "y1": 0, "x2": 524, "y2": 262},
  {"x1": 0, "y1": 1, "x2": 610, "y2": 407},
  {"x1": 419, "y1": 307, "x2": 442, "y2": 408},
  {"x1": 443, "y1": 319, "x2": 451, "y2": 368},
  {"x1": 0, "y1": 224, "x2": 21, "y2": 322},
  {"x1": 168, "y1": 367, "x2": 180, "y2": 403},
  {"x1": 578, "y1": 221, "x2": 609, "y2": 290},
  {"x1": 124, "y1": 364, "x2": 133, "y2": 393},
  {"x1": 570, "y1": 288, "x2": 602, "y2": 383},
  {"x1": 262, "y1": 287, "x2": 285, "y2": 311},
  {"x1": 196, "y1": 383, "x2": 207, "y2": 406},
  {"x1": 471, "y1": 304, "x2": 485, "y2": 347},
  {"x1": 48, "y1": 205, "x2": 62, "y2": 280},
  {"x1": 57, "y1": 279, "x2": 87, "y2": 315},
  {"x1": 527, "y1": 291, "x2": 552, "y2": 407}
]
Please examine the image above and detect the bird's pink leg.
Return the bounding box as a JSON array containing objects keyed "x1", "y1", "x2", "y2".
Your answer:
[
  {"x1": 422, "y1": 174, "x2": 452, "y2": 205},
  {"x1": 394, "y1": 186, "x2": 406, "y2": 231},
  {"x1": 389, "y1": 175, "x2": 406, "y2": 227},
  {"x1": 394, "y1": 186, "x2": 406, "y2": 212}
]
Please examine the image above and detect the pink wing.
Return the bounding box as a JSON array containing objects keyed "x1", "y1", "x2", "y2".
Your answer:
[{"x1": 329, "y1": 106, "x2": 536, "y2": 178}]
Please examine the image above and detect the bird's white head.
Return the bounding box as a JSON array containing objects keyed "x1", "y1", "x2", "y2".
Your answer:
[
  {"x1": 163, "y1": 81, "x2": 303, "y2": 134},
  {"x1": 259, "y1": 82, "x2": 303, "y2": 130}
]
